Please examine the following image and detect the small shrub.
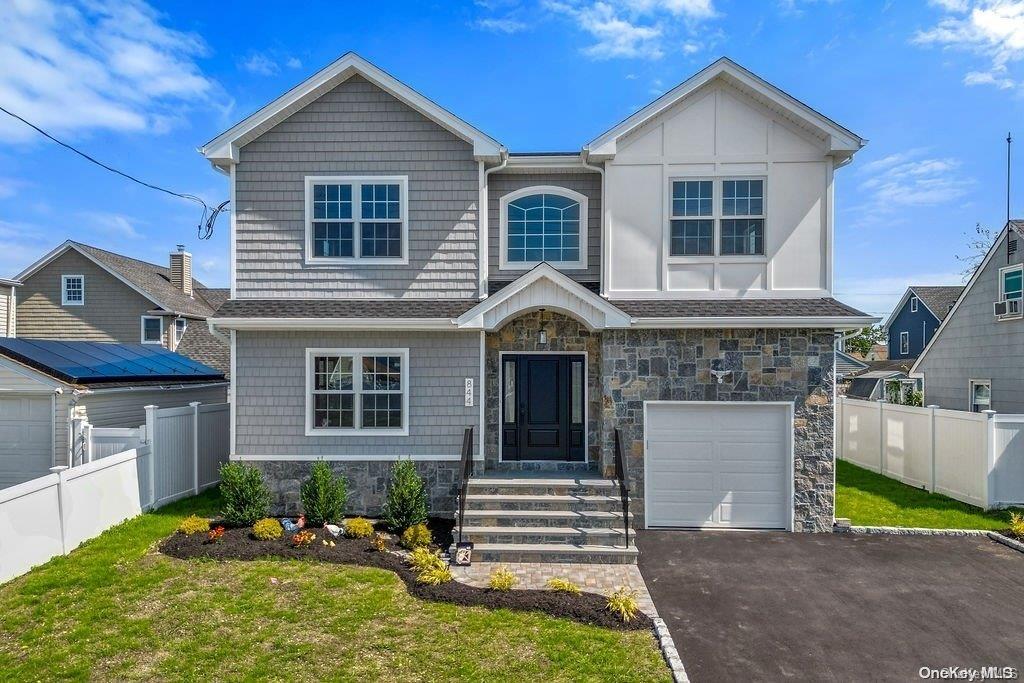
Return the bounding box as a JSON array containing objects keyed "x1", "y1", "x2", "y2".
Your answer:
[
  {"x1": 407, "y1": 547, "x2": 445, "y2": 572},
  {"x1": 345, "y1": 517, "x2": 375, "y2": 539},
  {"x1": 252, "y1": 518, "x2": 283, "y2": 541},
  {"x1": 605, "y1": 587, "x2": 639, "y2": 623},
  {"x1": 300, "y1": 461, "x2": 348, "y2": 527},
  {"x1": 219, "y1": 462, "x2": 271, "y2": 527},
  {"x1": 370, "y1": 532, "x2": 389, "y2": 552},
  {"x1": 1010, "y1": 512, "x2": 1024, "y2": 538},
  {"x1": 205, "y1": 526, "x2": 225, "y2": 544},
  {"x1": 546, "y1": 577, "x2": 582, "y2": 596},
  {"x1": 488, "y1": 567, "x2": 517, "y2": 591},
  {"x1": 382, "y1": 460, "x2": 428, "y2": 532},
  {"x1": 177, "y1": 515, "x2": 210, "y2": 535},
  {"x1": 291, "y1": 530, "x2": 316, "y2": 548},
  {"x1": 416, "y1": 566, "x2": 453, "y2": 585},
  {"x1": 400, "y1": 523, "x2": 432, "y2": 550}
]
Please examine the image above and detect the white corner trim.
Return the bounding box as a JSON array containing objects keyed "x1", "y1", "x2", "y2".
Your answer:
[
  {"x1": 303, "y1": 347, "x2": 410, "y2": 437},
  {"x1": 303, "y1": 175, "x2": 410, "y2": 266},
  {"x1": 497, "y1": 185, "x2": 589, "y2": 271}
]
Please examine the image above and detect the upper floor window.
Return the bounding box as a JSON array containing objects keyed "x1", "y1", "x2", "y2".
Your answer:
[
  {"x1": 899, "y1": 331, "x2": 909, "y2": 355},
  {"x1": 174, "y1": 318, "x2": 187, "y2": 345},
  {"x1": 1000, "y1": 265, "x2": 1022, "y2": 301},
  {"x1": 141, "y1": 316, "x2": 163, "y2": 344},
  {"x1": 305, "y1": 176, "x2": 408, "y2": 264},
  {"x1": 61, "y1": 275, "x2": 84, "y2": 306},
  {"x1": 910, "y1": 296, "x2": 919, "y2": 313},
  {"x1": 500, "y1": 186, "x2": 588, "y2": 270},
  {"x1": 667, "y1": 178, "x2": 766, "y2": 258}
]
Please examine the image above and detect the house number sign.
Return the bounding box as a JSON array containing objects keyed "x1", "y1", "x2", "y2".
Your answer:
[{"x1": 464, "y1": 378, "x2": 474, "y2": 407}]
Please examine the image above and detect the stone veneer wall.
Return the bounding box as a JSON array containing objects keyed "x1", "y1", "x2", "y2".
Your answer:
[
  {"x1": 250, "y1": 460, "x2": 461, "y2": 517},
  {"x1": 485, "y1": 311, "x2": 601, "y2": 471},
  {"x1": 601, "y1": 328, "x2": 836, "y2": 532}
]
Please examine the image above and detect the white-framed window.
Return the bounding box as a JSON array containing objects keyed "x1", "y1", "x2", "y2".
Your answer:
[
  {"x1": 669, "y1": 180, "x2": 713, "y2": 256},
  {"x1": 499, "y1": 186, "x2": 588, "y2": 270},
  {"x1": 969, "y1": 379, "x2": 992, "y2": 413},
  {"x1": 174, "y1": 318, "x2": 187, "y2": 344},
  {"x1": 61, "y1": 275, "x2": 84, "y2": 306},
  {"x1": 720, "y1": 179, "x2": 765, "y2": 256},
  {"x1": 141, "y1": 316, "x2": 163, "y2": 344},
  {"x1": 899, "y1": 331, "x2": 909, "y2": 355},
  {"x1": 910, "y1": 296, "x2": 918, "y2": 313},
  {"x1": 998, "y1": 264, "x2": 1023, "y2": 320},
  {"x1": 304, "y1": 176, "x2": 409, "y2": 264},
  {"x1": 305, "y1": 348, "x2": 409, "y2": 436}
]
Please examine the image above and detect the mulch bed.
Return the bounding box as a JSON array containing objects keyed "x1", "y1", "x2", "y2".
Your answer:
[{"x1": 158, "y1": 525, "x2": 651, "y2": 632}]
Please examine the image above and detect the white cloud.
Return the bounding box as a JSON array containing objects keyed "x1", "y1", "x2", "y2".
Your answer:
[
  {"x1": 542, "y1": 0, "x2": 717, "y2": 60},
  {"x1": 0, "y1": 0, "x2": 215, "y2": 143},
  {"x1": 854, "y1": 149, "x2": 974, "y2": 224},
  {"x1": 240, "y1": 53, "x2": 279, "y2": 76},
  {"x1": 914, "y1": 0, "x2": 1024, "y2": 90},
  {"x1": 285, "y1": 56, "x2": 303, "y2": 69},
  {"x1": 80, "y1": 211, "x2": 142, "y2": 239},
  {"x1": 475, "y1": 17, "x2": 529, "y2": 32},
  {"x1": 0, "y1": 220, "x2": 56, "y2": 279},
  {"x1": 0, "y1": 177, "x2": 25, "y2": 199}
]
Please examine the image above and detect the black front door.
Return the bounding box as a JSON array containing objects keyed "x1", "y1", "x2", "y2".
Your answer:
[{"x1": 501, "y1": 354, "x2": 585, "y2": 461}]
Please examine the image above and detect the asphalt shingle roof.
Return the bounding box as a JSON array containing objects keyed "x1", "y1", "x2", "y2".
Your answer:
[
  {"x1": 910, "y1": 286, "x2": 964, "y2": 321},
  {"x1": 610, "y1": 297, "x2": 870, "y2": 318},
  {"x1": 176, "y1": 321, "x2": 230, "y2": 377}
]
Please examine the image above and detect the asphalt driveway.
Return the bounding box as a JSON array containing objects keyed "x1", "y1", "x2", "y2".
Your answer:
[{"x1": 637, "y1": 530, "x2": 1024, "y2": 682}]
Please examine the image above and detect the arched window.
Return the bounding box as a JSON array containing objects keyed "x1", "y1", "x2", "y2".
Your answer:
[{"x1": 500, "y1": 186, "x2": 588, "y2": 269}]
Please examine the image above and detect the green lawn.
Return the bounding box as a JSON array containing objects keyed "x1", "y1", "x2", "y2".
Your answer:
[
  {"x1": 836, "y1": 460, "x2": 1022, "y2": 530},
  {"x1": 0, "y1": 492, "x2": 669, "y2": 682}
]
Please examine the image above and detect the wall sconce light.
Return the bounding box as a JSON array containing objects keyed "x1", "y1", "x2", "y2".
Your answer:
[{"x1": 538, "y1": 329, "x2": 548, "y2": 345}]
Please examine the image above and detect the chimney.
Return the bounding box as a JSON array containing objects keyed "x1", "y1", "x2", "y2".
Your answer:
[{"x1": 169, "y1": 245, "x2": 193, "y2": 297}]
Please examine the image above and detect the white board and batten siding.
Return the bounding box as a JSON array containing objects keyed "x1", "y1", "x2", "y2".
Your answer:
[
  {"x1": 606, "y1": 83, "x2": 832, "y2": 299},
  {"x1": 644, "y1": 401, "x2": 794, "y2": 530}
]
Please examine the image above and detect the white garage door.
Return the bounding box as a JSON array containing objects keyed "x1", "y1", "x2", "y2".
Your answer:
[
  {"x1": 644, "y1": 402, "x2": 791, "y2": 529},
  {"x1": 0, "y1": 394, "x2": 52, "y2": 489}
]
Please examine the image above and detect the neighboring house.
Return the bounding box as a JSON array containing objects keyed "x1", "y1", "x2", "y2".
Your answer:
[
  {"x1": 913, "y1": 221, "x2": 1024, "y2": 413},
  {"x1": 13, "y1": 242, "x2": 230, "y2": 373},
  {"x1": 883, "y1": 285, "x2": 963, "y2": 360},
  {"x1": 0, "y1": 278, "x2": 18, "y2": 337},
  {"x1": 0, "y1": 339, "x2": 227, "y2": 488},
  {"x1": 835, "y1": 350, "x2": 868, "y2": 379},
  {"x1": 843, "y1": 360, "x2": 913, "y2": 401},
  {"x1": 201, "y1": 53, "x2": 874, "y2": 554}
]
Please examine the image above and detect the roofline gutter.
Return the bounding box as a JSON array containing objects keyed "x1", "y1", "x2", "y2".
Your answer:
[{"x1": 79, "y1": 381, "x2": 229, "y2": 395}]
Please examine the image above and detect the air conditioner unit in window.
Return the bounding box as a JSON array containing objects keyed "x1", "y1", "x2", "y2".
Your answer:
[
  {"x1": 994, "y1": 299, "x2": 1021, "y2": 317},
  {"x1": 994, "y1": 300, "x2": 1007, "y2": 316}
]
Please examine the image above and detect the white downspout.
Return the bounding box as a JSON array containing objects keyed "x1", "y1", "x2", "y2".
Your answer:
[
  {"x1": 580, "y1": 149, "x2": 606, "y2": 297},
  {"x1": 480, "y1": 150, "x2": 509, "y2": 299}
]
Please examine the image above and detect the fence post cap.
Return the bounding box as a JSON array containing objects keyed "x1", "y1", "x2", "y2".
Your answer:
[
  {"x1": 926, "y1": 404, "x2": 940, "y2": 408},
  {"x1": 982, "y1": 409, "x2": 997, "y2": 417},
  {"x1": 189, "y1": 401, "x2": 201, "y2": 407},
  {"x1": 49, "y1": 466, "x2": 69, "y2": 473}
]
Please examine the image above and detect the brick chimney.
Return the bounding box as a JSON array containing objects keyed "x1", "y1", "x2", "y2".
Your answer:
[{"x1": 169, "y1": 245, "x2": 193, "y2": 297}]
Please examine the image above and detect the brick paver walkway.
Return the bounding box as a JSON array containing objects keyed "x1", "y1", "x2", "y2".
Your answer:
[{"x1": 451, "y1": 562, "x2": 656, "y2": 616}]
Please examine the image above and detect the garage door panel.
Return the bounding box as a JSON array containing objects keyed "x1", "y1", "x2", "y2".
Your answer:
[
  {"x1": 645, "y1": 402, "x2": 791, "y2": 530},
  {"x1": 0, "y1": 394, "x2": 52, "y2": 490}
]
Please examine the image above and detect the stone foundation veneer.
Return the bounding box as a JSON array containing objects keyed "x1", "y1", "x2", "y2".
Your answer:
[
  {"x1": 601, "y1": 328, "x2": 836, "y2": 532},
  {"x1": 249, "y1": 460, "x2": 461, "y2": 518}
]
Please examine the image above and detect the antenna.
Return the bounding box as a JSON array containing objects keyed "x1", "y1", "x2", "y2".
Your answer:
[{"x1": 1009, "y1": 132, "x2": 1014, "y2": 263}]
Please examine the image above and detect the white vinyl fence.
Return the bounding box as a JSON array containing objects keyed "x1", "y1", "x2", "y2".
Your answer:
[
  {"x1": 838, "y1": 396, "x2": 1024, "y2": 509},
  {"x1": 0, "y1": 401, "x2": 229, "y2": 584}
]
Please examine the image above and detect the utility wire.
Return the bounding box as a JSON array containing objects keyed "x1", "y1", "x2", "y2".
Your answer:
[{"x1": 0, "y1": 105, "x2": 225, "y2": 239}]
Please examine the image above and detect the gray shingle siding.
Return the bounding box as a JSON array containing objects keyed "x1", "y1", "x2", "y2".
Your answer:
[
  {"x1": 234, "y1": 330, "x2": 481, "y2": 457},
  {"x1": 487, "y1": 172, "x2": 601, "y2": 284},
  {"x1": 916, "y1": 230, "x2": 1024, "y2": 412},
  {"x1": 234, "y1": 75, "x2": 480, "y2": 299}
]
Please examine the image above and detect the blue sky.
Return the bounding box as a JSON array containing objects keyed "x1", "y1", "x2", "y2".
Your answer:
[{"x1": 2, "y1": 0, "x2": 1024, "y2": 318}]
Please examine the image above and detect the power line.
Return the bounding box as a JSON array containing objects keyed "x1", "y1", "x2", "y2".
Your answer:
[{"x1": 0, "y1": 105, "x2": 225, "y2": 239}]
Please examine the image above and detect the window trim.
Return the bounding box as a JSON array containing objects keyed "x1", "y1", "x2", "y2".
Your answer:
[
  {"x1": 899, "y1": 331, "x2": 909, "y2": 355},
  {"x1": 173, "y1": 317, "x2": 187, "y2": 345},
  {"x1": 304, "y1": 347, "x2": 410, "y2": 437},
  {"x1": 61, "y1": 274, "x2": 85, "y2": 306},
  {"x1": 910, "y1": 296, "x2": 918, "y2": 313},
  {"x1": 304, "y1": 175, "x2": 409, "y2": 266},
  {"x1": 665, "y1": 176, "x2": 768, "y2": 264},
  {"x1": 141, "y1": 316, "x2": 163, "y2": 345},
  {"x1": 998, "y1": 263, "x2": 1023, "y2": 321},
  {"x1": 668, "y1": 177, "x2": 714, "y2": 257},
  {"x1": 499, "y1": 185, "x2": 589, "y2": 271},
  {"x1": 969, "y1": 378, "x2": 992, "y2": 413}
]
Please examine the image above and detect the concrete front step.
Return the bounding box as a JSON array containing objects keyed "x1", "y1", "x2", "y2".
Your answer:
[
  {"x1": 464, "y1": 493, "x2": 622, "y2": 512},
  {"x1": 459, "y1": 525, "x2": 628, "y2": 545},
  {"x1": 461, "y1": 508, "x2": 632, "y2": 529},
  {"x1": 464, "y1": 542, "x2": 639, "y2": 564},
  {"x1": 466, "y1": 476, "x2": 619, "y2": 497}
]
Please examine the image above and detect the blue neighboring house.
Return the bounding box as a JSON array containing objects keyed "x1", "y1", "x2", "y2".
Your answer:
[{"x1": 883, "y1": 286, "x2": 964, "y2": 361}]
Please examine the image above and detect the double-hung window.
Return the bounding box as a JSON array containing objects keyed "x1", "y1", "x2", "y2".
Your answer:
[
  {"x1": 899, "y1": 331, "x2": 909, "y2": 355},
  {"x1": 669, "y1": 180, "x2": 713, "y2": 256},
  {"x1": 999, "y1": 264, "x2": 1023, "y2": 318},
  {"x1": 306, "y1": 176, "x2": 408, "y2": 263},
  {"x1": 61, "y1": 275, "x2": 84, "y2": 306},
  {"x1": 720, "y1": 179, "x2": 765, "y2": 256},
  {"x1": 969, "y1": 379, "x2": 992, "y2": 413},
  {"x1": 141, "y1": 316, "x2": 163, "y2": 344},
  {"x1": 174, "y1": 318, "x2": 187, "y2": 345},
  {"x1": 306, "y1": 349, "x2": 408, "y2": 435},
  {"x1": 910, "y1": 296, "x2": 919, "y2": 313}
]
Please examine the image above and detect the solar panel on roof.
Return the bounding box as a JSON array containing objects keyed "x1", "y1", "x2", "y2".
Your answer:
[{"x1": 0, "y1": 339, "x2": 224, "y2": 385}]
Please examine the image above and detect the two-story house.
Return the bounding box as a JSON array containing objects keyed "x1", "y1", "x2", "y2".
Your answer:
[
  {"x1": 13, "y1": 241, "x2": 230, "y2": 375},
  {"x1": 913, "y1": 221, "x2": 1024, "y2": 413},
  {"x1": 202, "y1": 54, "x2": 874, "y2": 562},
  {"x1": 883, "y1": 285, "x2": 963, "y2": 360}
]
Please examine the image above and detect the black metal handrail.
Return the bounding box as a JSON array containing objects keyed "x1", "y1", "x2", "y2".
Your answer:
[
  {"x1": 456, "y1": 426, "x2": 474, "y2": 544},
  {"x1": 613, "y1": 428, "x2": 630, "y2": 548}
]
